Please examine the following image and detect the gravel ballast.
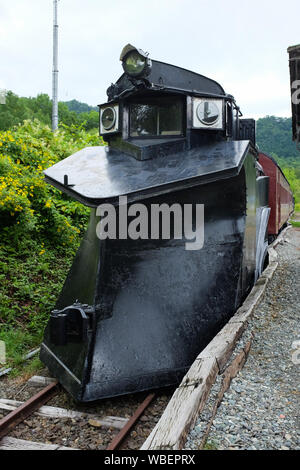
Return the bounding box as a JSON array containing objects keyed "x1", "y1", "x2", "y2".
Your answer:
[{"x1": 185, "y1": 227, "x2": 300, "y2": 451}]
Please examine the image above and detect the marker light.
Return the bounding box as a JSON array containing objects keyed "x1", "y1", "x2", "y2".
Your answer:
[
  {"x1": 196, "y1": 101, "x2": 220, "y2": 126},
  {"x1": 101, "y1": 107, "x2": 116, "y2": 130}
]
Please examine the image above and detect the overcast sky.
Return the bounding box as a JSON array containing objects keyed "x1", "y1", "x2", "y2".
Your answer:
[{"x1": 0, "y1": 0, "x2": 299, "y2": 118}]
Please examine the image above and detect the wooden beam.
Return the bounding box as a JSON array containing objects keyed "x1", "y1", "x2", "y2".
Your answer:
[
  {"x1": 0, "y1": 436, "x2": 77, "y2": 450},
  {"x1": 0, "y1": 399, "x2": 128, "y2": 430},
  {"x1": 198, "y1": 338, "x2": 253, "y2": 449}
]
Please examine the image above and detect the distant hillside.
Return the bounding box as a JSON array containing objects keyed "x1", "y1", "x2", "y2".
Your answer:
[
  {"x1": 256, "y1": 116, "x2": 298, "y2": 160},
  {"x1": 0, "y1": 92, "x2": 98, "y2": 131},
  {"x1": 63, "y1": 99, "x2": 98, "y2": 114}
]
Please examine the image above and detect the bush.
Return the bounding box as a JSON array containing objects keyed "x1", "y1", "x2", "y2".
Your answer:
[
  {"x1": 0, "y1": 120, "x2": 103, "y2": 367},
  {"x1": 0, "y1": 120, "x2": 101, "y2": 247}
]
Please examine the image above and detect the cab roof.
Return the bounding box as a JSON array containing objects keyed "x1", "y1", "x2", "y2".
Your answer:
[{"x1": 107, "y1": 59, "x2": 227, "y2": 102}]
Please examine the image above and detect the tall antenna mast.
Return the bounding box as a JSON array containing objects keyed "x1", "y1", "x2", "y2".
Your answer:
[{"x1": 52, "y1": 0, "x2": 59, "y2": 131}]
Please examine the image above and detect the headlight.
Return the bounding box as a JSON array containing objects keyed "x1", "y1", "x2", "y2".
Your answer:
[
  {"x1": 101, "y1": 107, "x2": 116, "y2": 130},
  {"x1": 196, "y1": 101, "x2": 220, "y2": 126},
  {"x1": 120, "y1": 44, "x2": 151, "y2": 78},
  {"x1": 123, "y1": 51, "x2": 146, "y2": 76}
]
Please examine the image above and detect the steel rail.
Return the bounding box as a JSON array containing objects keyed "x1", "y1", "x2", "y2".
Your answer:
[
  {"x1": 107, "y1": 393, "x2": 156, "y2": 450},
  {"x1": 0, "y1": 381, "x2": 59, "y2": 439}
]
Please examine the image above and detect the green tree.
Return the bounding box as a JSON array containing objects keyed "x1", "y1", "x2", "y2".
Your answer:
[
  {"x1": 0, "y1": 91, "x2": 29, "y2": 130},
  {"x1": 256, "y1": 116, "x2": 299, "y2": 159},
  {"x1": 63, "y1": 99, "x2": 97, "y2": 113},
  {"x1": 0, "y1": 91, "x2": 99, "y2": 132}
]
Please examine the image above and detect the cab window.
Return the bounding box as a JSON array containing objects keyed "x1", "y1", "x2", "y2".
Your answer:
[{"x1": 130, "y1": 97, "x2": 183, "y2": 137}]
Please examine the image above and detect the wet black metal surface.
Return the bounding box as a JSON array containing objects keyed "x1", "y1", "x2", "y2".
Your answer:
[
  {"x1": 40, "y1": 151, "x2": 260, "y2": 401},
  {"x1": 44, "y1": 140, "x2": 249, "y2": 207}
]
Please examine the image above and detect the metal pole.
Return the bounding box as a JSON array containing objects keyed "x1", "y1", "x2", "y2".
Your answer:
[{"x1": 52, "y1": 0, "x2": 58, "y2": 131}]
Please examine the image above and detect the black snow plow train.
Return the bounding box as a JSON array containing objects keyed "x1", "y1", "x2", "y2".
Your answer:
[{"x1": 40, "y1": 45, "x2": 279, "y2": 402}]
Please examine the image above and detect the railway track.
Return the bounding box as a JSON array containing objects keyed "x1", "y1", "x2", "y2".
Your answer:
[{"x1": 0, "y1": 375, "x2": 170, "y2": 450}]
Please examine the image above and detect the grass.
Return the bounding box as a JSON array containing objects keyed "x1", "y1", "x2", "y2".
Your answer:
[
  {"x1": 202, "y1": 440, "x2": 219, "y2": 450},
  {"x1": 0, "y1": 328, "x2": 38, "y2": 365},
  {"x1": 290, "y1": 210, "x2": 300, "y2": 227},
  {"x1": 14, "y1": 356, "x2": 44, "y2": 379},
  {"x1": 0, "y1": 327, "x2": 44, "y2": 376},
  {"x1": 291, "y1": 220, "x2": 300, "y2": 227},
  {"x1": 0, "y1": 237, "x2": 78, "y2": 375}
]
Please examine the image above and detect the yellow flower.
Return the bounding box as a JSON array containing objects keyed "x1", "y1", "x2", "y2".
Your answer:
[
  {"x1": 39, "y1": 249, "x2": 45, "y2": 255},
  {"x1": 45, "y1": 200, "x2": 51, "y2": 208}
]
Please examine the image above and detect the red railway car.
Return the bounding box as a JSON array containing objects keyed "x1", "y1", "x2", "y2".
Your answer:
[{"x1": 258, "y1": 151, "x2": 294, "y2": 238}]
